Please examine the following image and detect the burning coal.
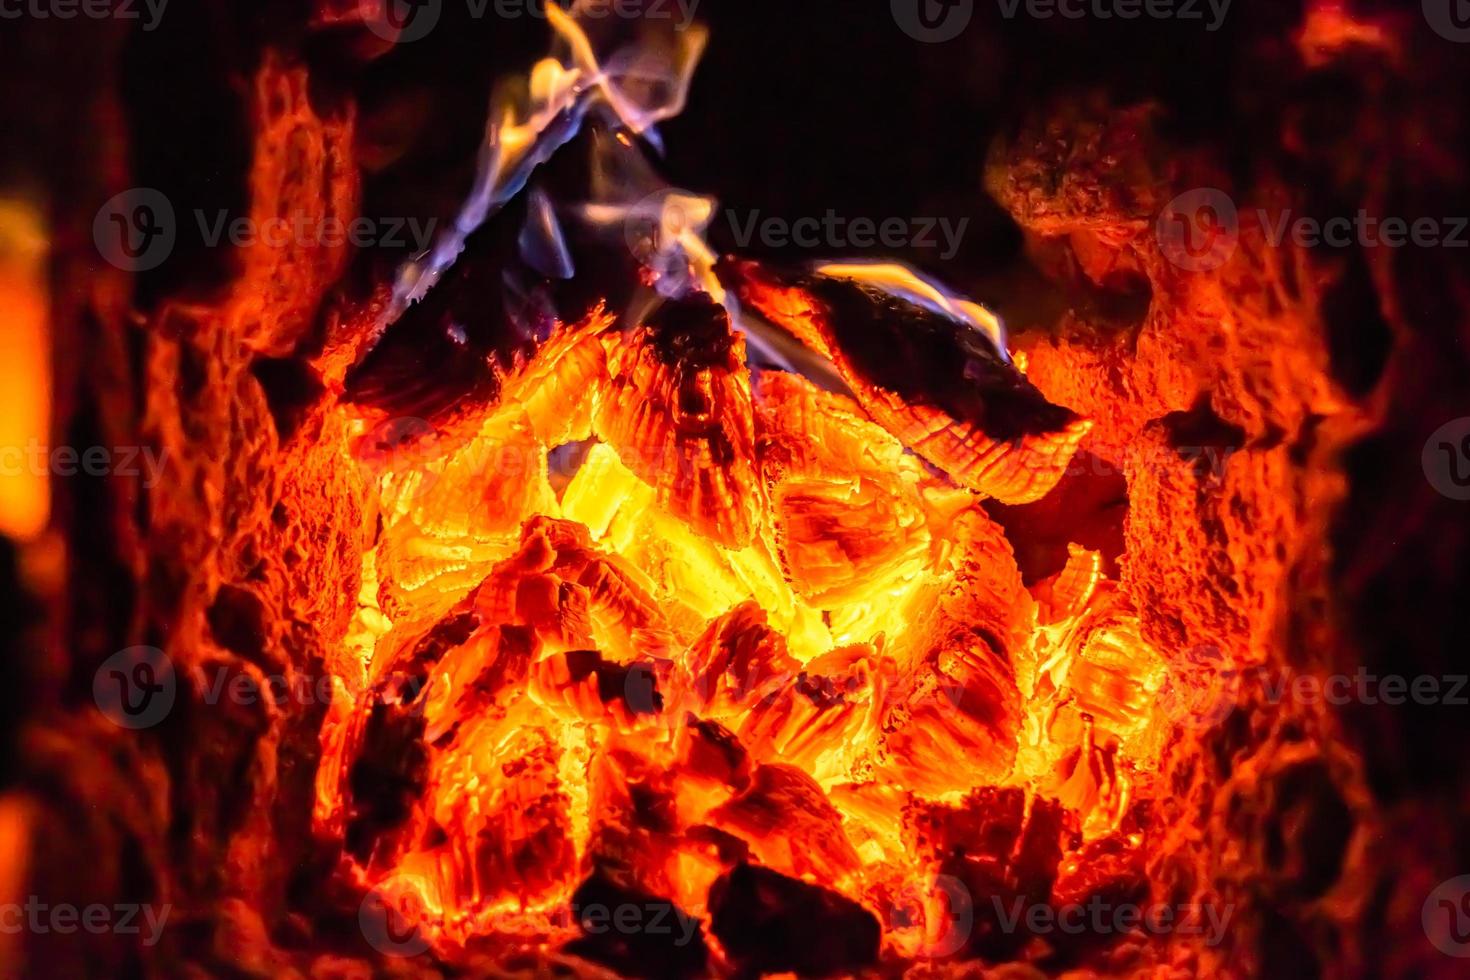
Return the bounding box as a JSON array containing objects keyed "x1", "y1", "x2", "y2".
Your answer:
[{"x1": 307, "y1": 4, "x2": 1185, "y2": 974}]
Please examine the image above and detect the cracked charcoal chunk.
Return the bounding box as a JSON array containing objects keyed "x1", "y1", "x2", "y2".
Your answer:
[
  {"x1": 707, "y1": 764, "x2": 860, "y2": 882},
  {"x1": 708, "y1": 863, "x2": 879, "y2": 977},
  {"x1": 682, "y1": 601, "x2": 801, "y2": 715},
  {"x1": 755, "y1": 371, "x2": 933, "y2": 608}
]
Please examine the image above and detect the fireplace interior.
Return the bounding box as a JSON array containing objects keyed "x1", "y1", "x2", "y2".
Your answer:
[{"x1": 2, "y1": 1, "x2": 1469, "y2": 977}]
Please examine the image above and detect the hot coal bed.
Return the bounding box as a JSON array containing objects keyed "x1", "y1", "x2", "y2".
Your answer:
[{"x1": 2, "y1": 1, "x2": 1470, "y2": 978}]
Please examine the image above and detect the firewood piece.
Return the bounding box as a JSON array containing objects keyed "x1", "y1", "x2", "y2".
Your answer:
[
  {"x1": 594, "y1": 293, "x2": 763, "y2": 547},
  {"x1": 708, "y1": 862, "x2": 880, "y2": 977},
  {"x1": 340, "y1": 216, "x2": 602, "y2": 430},
  {"x1": 721, "y1": 258, "x2": 1090, "y2": 504}
]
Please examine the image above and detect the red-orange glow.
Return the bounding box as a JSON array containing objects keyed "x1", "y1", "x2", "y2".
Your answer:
[
  {"x1": 1296, "y1": 3, "x2": 1398, "y2": 68},
  {"x1": 319, "y1": 293, "x2": 1162, "y2": 960},
  {"x1": 0, "y1": 199, "x2": 50, "y2": 541}
]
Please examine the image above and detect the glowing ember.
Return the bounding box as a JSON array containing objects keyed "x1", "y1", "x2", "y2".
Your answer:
[
  {"x1": 318, "y1": 283, "x2": 1164, "y2": 969},
  {"x1": 314, "y1": 5, "x2": 1164, "y2": 972}
]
